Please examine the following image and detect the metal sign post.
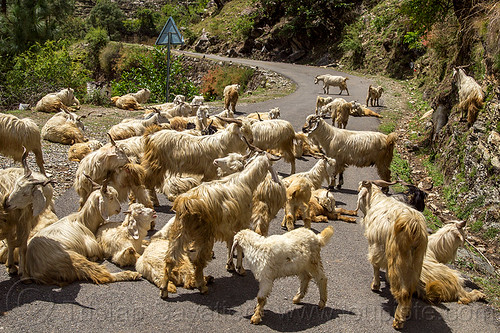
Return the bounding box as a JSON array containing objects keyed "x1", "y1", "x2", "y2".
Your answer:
[{"x1": 155, "y1": 17, "x2": 184, "y2": 103}]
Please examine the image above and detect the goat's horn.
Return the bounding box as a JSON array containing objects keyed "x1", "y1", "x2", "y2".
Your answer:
[
  {"x1": 101, "y1": 177, "x2": 109, "y2": 193},
  {"x1": 62, "y1": 109, "x2": 71, "y2": 115},
  {"x1": 243, "y1": 136, "x2": 263, "y2": 153},
  {"x1": 83, "y1": 173, "x2": 100, "y2": 188},
  {"x1": 265, "y1": 152, "x2": 281, "y2": 162},
  {"x1": 216, "y1": 116, "x2": 242, "y2": 126},
  {"x1": 371, "y1": 180, "x2": 397, "y2": 187},
  {"x1": 107, "y1": 133, "x2": 117, "y2": 146},
  {"x1": 21, "y1": 147, "x2": 32, "y2": 178},
  {"x1": 257, "y1": 112, "x2": 262, "y2": 121}
]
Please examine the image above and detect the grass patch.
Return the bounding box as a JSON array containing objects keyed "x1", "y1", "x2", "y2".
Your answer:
[
  {"x1": 484, "y1": 227, "x2": 499, "y2": 239},
  {"x1": 390, "y1": 150, "x2": 412, "y2": 182},
  {"x1": 422, "y1": 158, "x2": 444, "y2": 186},
  {"x1": 471, "y1": 276, "x2": 500, "y2": 309}
]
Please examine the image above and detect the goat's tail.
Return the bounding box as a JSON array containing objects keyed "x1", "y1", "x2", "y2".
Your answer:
[
  {"x1": 318, "y1": 226, "x2": 334, "y2": 247},
  {"x1": 386, "y1": 132, "x2": 398, "y2": 148},
  {"x1": 387, "y1": 213, "x2": 428, "y2": 297},
  {"x1": 69, "y1": 251, "x2": 141, "y2": 284}
]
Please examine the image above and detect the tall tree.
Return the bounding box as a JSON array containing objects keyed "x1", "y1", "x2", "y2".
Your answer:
[{"x1": 0, "y1": 0, "x2": 73, "y2": 54}]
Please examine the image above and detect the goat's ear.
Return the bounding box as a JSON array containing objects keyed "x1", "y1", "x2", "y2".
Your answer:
[
  {"x1": 456, "y1": 220, "x2": 466, "y2": 229},
  {"x1": 127, "y1": 217, "x2": 140, "y2": 240},
  {"x1": 32, "y1": 186, "x2": 47, "y2": 217},
  {"x1": 98, "y1": 196, "x2": 109, "y2": 221}
]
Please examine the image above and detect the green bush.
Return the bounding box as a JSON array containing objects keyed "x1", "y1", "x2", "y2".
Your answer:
[
  {"x1": 1, "y1": 40, "x2": 90, "y2": 107},
  {"x1": 112, "y1": 48, "x2": 199, "y2": 103},
  {"x1": 201, "y1": 65, "x2": 254, "y2": 101}
]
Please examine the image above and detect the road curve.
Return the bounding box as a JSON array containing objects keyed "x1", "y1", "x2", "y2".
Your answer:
[{"x1": 0, "y1": 53, "x2": 498, "y2": 333}]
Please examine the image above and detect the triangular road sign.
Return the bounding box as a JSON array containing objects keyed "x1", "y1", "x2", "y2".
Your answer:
[{"x1": 156, "y1": 17, "x2": 184, "y2": 45}]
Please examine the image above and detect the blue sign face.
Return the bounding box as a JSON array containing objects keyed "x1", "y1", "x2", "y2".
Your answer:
[{"x1": 156, "y1": 17, "x2": 184, "y2": 45}]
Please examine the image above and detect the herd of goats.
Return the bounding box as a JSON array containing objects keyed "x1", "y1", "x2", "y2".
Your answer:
[{"x1": 0, "y1": 67, "x2": 487, "y2": 329}]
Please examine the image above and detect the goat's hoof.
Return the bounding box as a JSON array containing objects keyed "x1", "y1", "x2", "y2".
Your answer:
[
  {"x1": 236, "y1": 267, "x2": 246, "y2": 276},
  {"x1": 205, "y1": 275, "x2": 215, "y2": 285},
  {"x1": 160, "y1": 289, "x2": 169, "y2": 299},
  {"x1": 7, "y1": 265, "x2": 18, "y2": 275},
  {"x1": 370, "y1": 282, "x2": 380, "y2": 291},
  {"x1": 199, "y1": 285, "x2": 209, "y2": 294},
  {"x1": 392, "y1": 318, "x2": 404, "y2": 330},
  {"x1": 336, "y1": 184, "x2": 342, "y2": 190},
  {"x1": 292, "y1": 295, "x2": 302, "y2": 304},
  {"x1": 318, "y1": 300, "x2": 326, "y2": 309},
  {"x1": 226, "y1": 263, "x2": 236, "y2": 272},
  {"x1": 250, "y1": 314, "x2": 262, "y2": 325}
]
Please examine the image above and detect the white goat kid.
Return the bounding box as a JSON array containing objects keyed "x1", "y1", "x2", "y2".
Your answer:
[
  {"x1": 97, "y1": 203, "x2": 157, "y2": 267},
  {"x1": 232, "y1": 226, "x2": 334, "y2": 324}
]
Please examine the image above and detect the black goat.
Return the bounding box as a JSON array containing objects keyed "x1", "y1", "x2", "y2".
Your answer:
[{"x1": 391, "y1": 180, "x2": 430, "y2": 212}]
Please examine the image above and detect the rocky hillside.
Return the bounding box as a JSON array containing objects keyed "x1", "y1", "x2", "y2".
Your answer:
[{"x1": 75, "y1": 0, "x2": 169, "y2": 17}]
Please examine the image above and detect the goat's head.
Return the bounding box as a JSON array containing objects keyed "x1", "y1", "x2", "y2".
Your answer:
[
  {"x1": 269, "y1": 107, "x2": 281, "y2": 119},
  {"x1": 106, "y1": 133, "x2": 131, "y2": 165},
  {"x1": 85, "y1": 174, "x2": 120, "y2": 221},
  {"x1": 124, "y1": 203, "x2": 157, "y2": 240},
  {"x1": 214, "y1": 153, "x2": 245, "y2": 177},
  {"x1": 314, "y1": 76, "x2": 319, "y2": 84},
  {"x1": 302, "y1": 115, "x2": 322, "y2": 134},
  {"x1": 316, "y1": 190, "x2": 336, "y2": 213},
  {"x1": 4, "y1": 150, "x2": 53, "y2": 217}
]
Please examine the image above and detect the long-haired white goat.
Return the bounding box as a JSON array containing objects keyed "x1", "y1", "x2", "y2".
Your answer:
[
  {"x1": 223, "y1": 117, "x2": 296, "y2": 174},
  {"x1": 108, "y1": 111, "x2": 166, "y2": 141},
  {"x1": 232, "y1": 226, "x2": 334, "y2": 324},
  {"x1": 417, "y1": 220, "x2": 485, "y2": 305},
  {"x1": 136, "y1": 217, "x2": 214, "y2": 293},
  {"x1": 0, "y1": 151, "x2": 53, "y2": 276},
  {"x1": 25, "y1": 178, "x2": 142, "y2": 285},
  {"x1": 213, "y1": 152, "x2": 286, "y2": 236},
  {"x1": 41, "y1": 110, "x2": 90, "y2": 145},
  {"x1": 33, "y1": 88, "x2": 80, "y2": 113},
  {"x1": 74, "y1": 135, "x2": 152, "y2": 209},
  {"x1": 452, "y1": 68, "x2": 485, "y2": 125},
  {"x1": 141, "y1": 123, "x2": 248, "y2": 202},
  {"x1": 302, "y1": 115, "x2": 397, "y2": 189},
  {"x1": 356, "y1": 180, "x2": 428, "y2": 329},
  {"x1": 281, "y1": 156, "x2": 337, "y2": 230},
  {"x1": 97, "y1": 203, "x2": 157, "y2": 267},
  {"x1": 159, "y1": 151, "x2": 281, "y2": 298},
  {"x1": 0, "y1": 113, "x2": 46, "y2": 174},
  {"x1": 68, "y1": 140, "x2": 103, "y2": 162}
]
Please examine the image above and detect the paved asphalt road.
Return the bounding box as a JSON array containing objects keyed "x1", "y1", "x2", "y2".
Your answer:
[{"x1": 1, "y1": 53, "x2": 499, "y2": 332}]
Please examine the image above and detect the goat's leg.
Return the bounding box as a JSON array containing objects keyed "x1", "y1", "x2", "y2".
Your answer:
[
  {"x1": 33, "y1": 148, "x2": 46, "y2": 175},
  {"x1": 293, "y1": 272, "x2": 311, "y2": 304},
  {"x1": 284, "y1": 202, "x2": 295, "y2": 231},
  {"x1": 301, "y1": 202, "x2": 311, "y2": 229},
  {"x1": 147, "y1": 188, "x2": 160, "y2": 207},
  {"x1": 5, "y1": 236, "x2": 18, "y2": 275},
  {"x1": 191, "y1": 240, "x2": 214, "y2": 294},
  {"x1": 225, "y1": 240, "x2": 236, "y2": 272},
  {"x1": 251, "y1": 280, "x2": 273, "y2": 324},
  {"x1": 336, "y1": 172, "x2": 344, "y2": 189},
  {"x1": 393, "y1": 289, "x2": 412, "y2": 329},
  {"x1": 311, "y1": 264, "x2": 328, "y2": 308},
  {"x1": 371, "y1": 264, "x2": 381, "y2": 291},
  {"x1": 235, "y1": 245, "x2": 246, "y2": 276}
]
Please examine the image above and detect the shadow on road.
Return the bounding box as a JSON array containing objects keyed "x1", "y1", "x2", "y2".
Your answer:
[
  {"x1": 0, "y1": 276, "x2": 93, "y2": 316},
  {"x1": 162, "y1": 273, "x2": 259, "y2": 315},
  {"x1": 247, "y1": 304, "x2": 355, "y2": 332}
]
